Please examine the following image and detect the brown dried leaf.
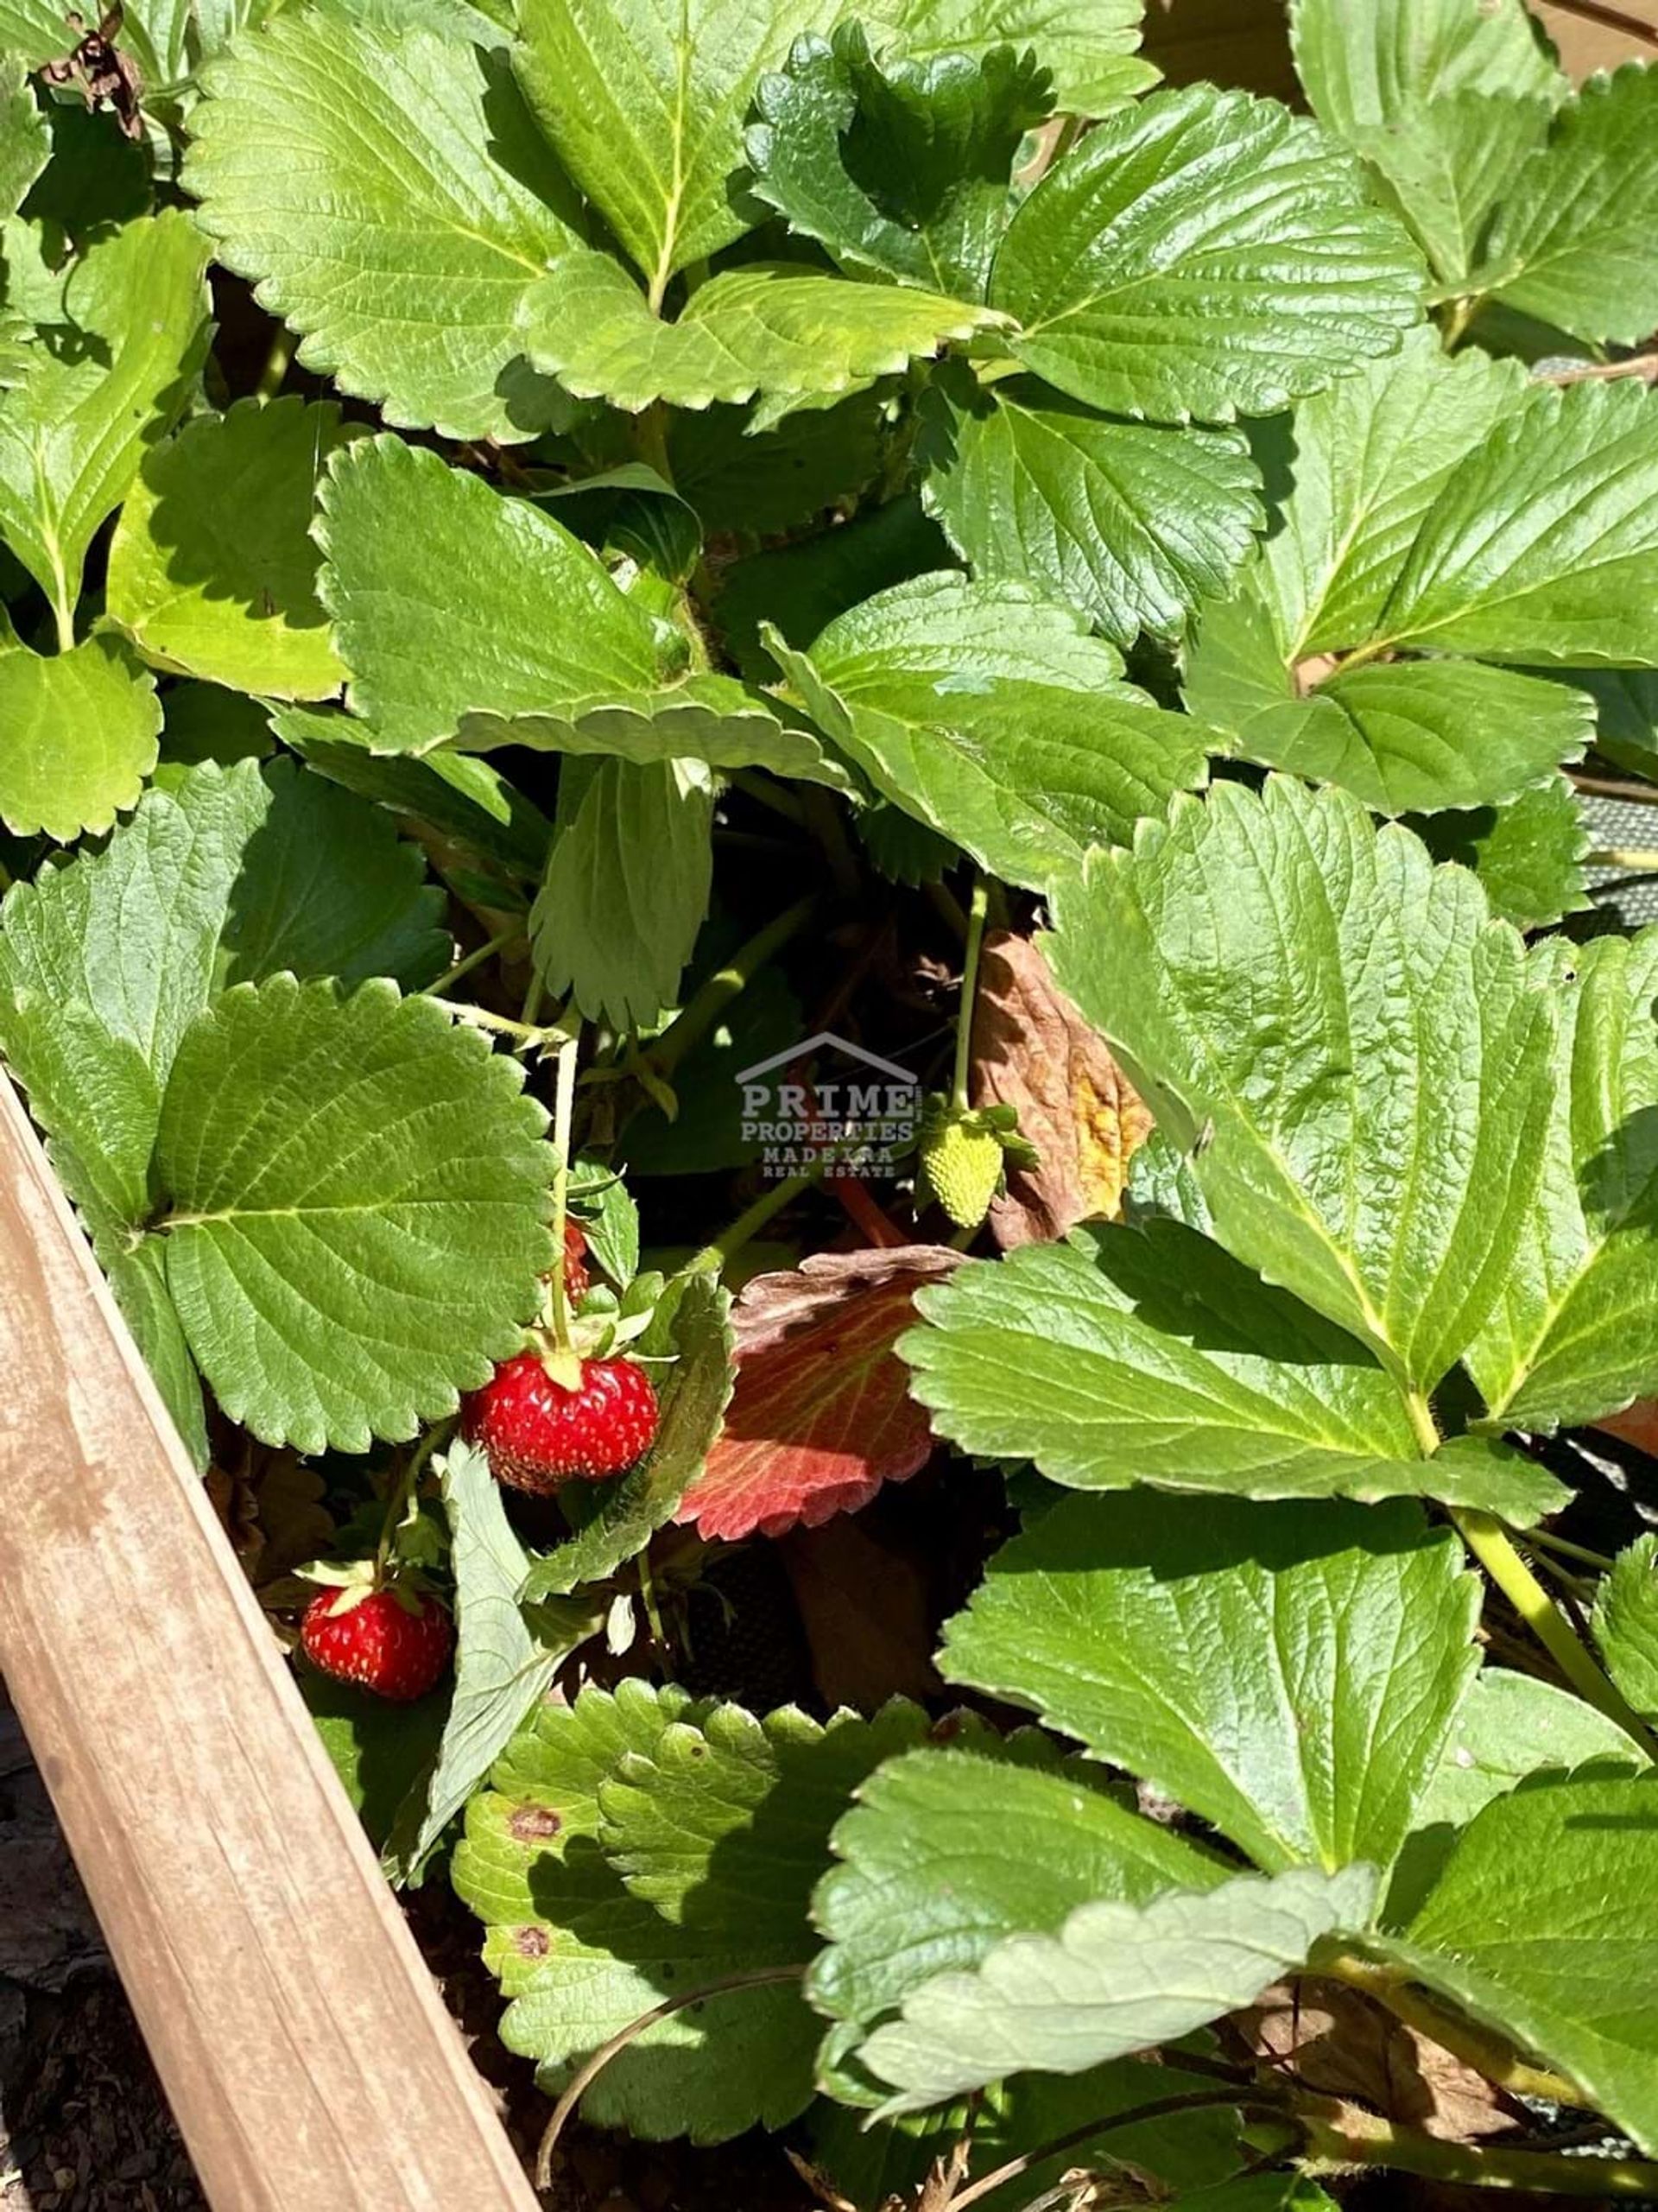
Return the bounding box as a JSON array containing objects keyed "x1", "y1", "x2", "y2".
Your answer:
[
  {"x1": 674, "y1": 1245, "x2": 961, "y2": 1541},
  {"x1": 209, "y1": 1445, "x2": 333, "y2": 1597},
  {"x1": 1237, "y1": 1977, "x2": 1519, "y2": 2142},
  {"x1": 971, "y1": 930, "x2": 1152, "y2": 1249}
]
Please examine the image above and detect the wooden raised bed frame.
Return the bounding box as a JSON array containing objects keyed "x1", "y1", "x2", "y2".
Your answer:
[{"x1": 0, "y1": 3, "x2": 1654, "y2": 2203}]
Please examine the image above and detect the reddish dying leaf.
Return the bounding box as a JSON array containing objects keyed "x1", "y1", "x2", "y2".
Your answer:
[
  {"x1": 971, "y1": 929, "x2": 1152, "y2": 1250},
  {"x1": 1595, "y1": 1402, "x2": 1658, "y2": 1457},
  {"x1": 674, "y1": 1245, "x2": 961, "y2": 1542}
]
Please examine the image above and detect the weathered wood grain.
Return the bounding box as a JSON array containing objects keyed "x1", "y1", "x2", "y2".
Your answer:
[{"x1": 0, "y1": 1074, "x2": 539, "y2": 2212}]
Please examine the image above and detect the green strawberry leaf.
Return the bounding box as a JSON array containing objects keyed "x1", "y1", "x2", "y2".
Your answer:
[
  {"x1": 862, "y1": 0, "x2": 1152, "y2": 117},
  {"x1": 455, "y1": 1683, "x2": 924, "y2": 2142},
  {"x1": 0, "y1": 757, "x2": 446, "y2": 1103},
  {"x1": 1373, "y1": 380, "x2": 1658, "y2": 668},
  {"x1": 1351, "y1": 92, "x2": 1551, "y2": 292},
  {"x1": 1468, "y1": 929, "x2": 1658, "y2": 1431},
  {"x1": 769, "y1": 573, "x2": 1212, "y2": 888},
  {"x1": 1389, "y1": 1772, "x2": 1658, "y2": 2154},
  {"x1": 106, "y1": 396, "x2": 351, "y2": 701},
  {"x1": 854, "y1": 1861, "x2": 1378, "y2": 2118},
  {"x1": 1474, "y1": 67, "x2": 1658, "y2": 346},
  {"x1": 1413, "y1": 774, "x2": 1591, "y2": 934},
  {"x1": 810, "y1": 1733, "x2": 1227, "y2": 2092},
  {"x1": 1245, "y1": 327, "x2": 1528, "y2": 661},
  {"x1": 149, "y1": 977, "x2": 554, "y2": 1455},
  {"x1": 384, "y1": 1442, "x2": 604, "y2": 1879},
  {"x1": 316, "y1": 434, "x2": 845, "y2": 783},
  {"x1": 1389, "y1": 1668, "x2": 1646, "y2": 1923},
  {"x1": 518, "y1": 1266, "x2": 735, "y2": 1599},
  {"x1": 275, "y1": 707, "x2": 554, "y2": 884},
  {"x1": 745, "y1": 25, "x2": 1052, "y2": 301},
  {"x1": 666, "y1": 393, "x2": 884, "y2": 536},
  {"x1": 0, "y1": 55, "x2": 47, "y2": 219},
  {"x1": 940, "y1": 1491, "x2": 1480, "y2": 1879},
  {"x1": 0, "y1": 210, "x2": 210, "y2": 629},
  {"x1": 531, "y1": 757, "x2": 713, "y2": 1033},
  {"x1": 0, "y1": 635, "x2": 161, "y2": 842},
  {"x1": 1290, "y1": 0, "x2": 1563, "y2": 141},
  {"x1": 1184, "y1": 595, "x2": 1591, "y2": 816},
  {"x1": 1047, "y1": 777, "x2": 1556, "y2": 1398},
  {"x1": 1594, "y1": 1537, "x2": 1658, "y2": 1722},
  {"x1": 920, "y1": 365, "x2": 1262, "y2": 647},
  {"x1": 510, "y1": 0, "x2": 831, "y2": 294},
  {"x1": 520, "y1": 251, "x2": 1004, "y2": 425},
  {"x1": 990, "y1": 85, "x2": 1424, "y2": 426},
  {"x1": 184, "y1": 12, "x2": 582, "y2": 442},
  {"x1": 902, "y1": 1224, "x2": 1566, "y2": 1519}
]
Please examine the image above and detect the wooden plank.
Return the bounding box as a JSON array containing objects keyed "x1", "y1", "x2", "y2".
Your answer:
[{"x1": 0, "y1": 1074, "x2": 541, "y2": 2212}]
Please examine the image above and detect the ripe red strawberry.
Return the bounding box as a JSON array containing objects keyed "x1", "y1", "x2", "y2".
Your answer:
[
  {"x1": 464, "y1": 1352, "x2": 659, "y2": 1493},
  {"x1": 561, "y1": 1219, "x2": 591, "y2": 1301},
  {"x1": 300, "y1": 1584, "x2": 453, "y2": 1702}
]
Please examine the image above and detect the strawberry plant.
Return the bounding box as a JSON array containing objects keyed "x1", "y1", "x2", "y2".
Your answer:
[{"x1": 4, "y1": 0, "x2": 1658, "y2": 2202}]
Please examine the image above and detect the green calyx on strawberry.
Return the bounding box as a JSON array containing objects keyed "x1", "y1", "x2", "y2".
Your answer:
[
  {"x1": 297, "y1": 1562, "x2": 453, "y2": 1702},
  {"x1": 916, "y1": 1096, "x2": 1038, "y2": 1229}
]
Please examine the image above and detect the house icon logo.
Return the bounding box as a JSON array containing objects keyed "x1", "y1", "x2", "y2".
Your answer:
[{"x1": 735, "y1": 1031, "x2": 921, "y2": 1180}]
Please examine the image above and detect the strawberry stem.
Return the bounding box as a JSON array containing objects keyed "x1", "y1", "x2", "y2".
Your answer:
[
  {"x1": 547, "y1": 1024, "x2": 583, "y2": 1356},
  {"x1": 649, "y1": 894, "x2": 819, "y2": 1080},
  {"x1": 687, "y1": 1160, "x2": 828, "y2": 1277},
  {"x1": 422, "y1": 923, "x2": 522, "y2": 998},
  {"x1": 374, "y1": 1419, "x2": 451, "y2": 1581},
  {"x1": 952, "y1": 872, "x2": 990, "y2": 1115}
]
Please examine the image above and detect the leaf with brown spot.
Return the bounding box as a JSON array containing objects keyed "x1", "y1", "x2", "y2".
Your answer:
[
  {"x1": 971, "y1": 930, "x2": 1152, "y2": 1249},
  {"x1": 1236, "y1": 1976, "x2": 1520, "y2": 2142},
  {"x1": 675, "y1": 1246, "x2": 962, "y2": 1541}
]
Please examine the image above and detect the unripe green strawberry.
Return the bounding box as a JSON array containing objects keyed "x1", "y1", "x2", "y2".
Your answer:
[{"x1": 920, "y1": 1111, "x2": 1006, "y2": 1228}]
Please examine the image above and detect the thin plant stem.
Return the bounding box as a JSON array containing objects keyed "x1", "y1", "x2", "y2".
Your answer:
[
  {"x1": 446, "y1": 1001, "x2": 566, "y2": 1051},
  {"x1": 948, "y1": 2092, "x2": 1275, "y2": 2211},
  {"x1": 952, "y1": 872, "x2": 990, "y2": 1114},
  {"x1": 1403, "y1": 1390, "x2": 1440, "y2": 1457},
  {"x1": 373, "y1": 1420, "x2": 452, "y2": 1580},
  {"x1": 1540, "y1": 0, "x2": 1658, "y2": 51},
  {"x1": 1326, "y1": 1952, "x2": 1579, "y2": 2102},
  {"x1": 547, "y1": 1027, "x2": 581, "y2": 1357},
  {"x1": 686, "y1": 1163, "x2": 826, "y2": 1277},
  {"x1": 729, "y1": 769, "x2": 807, "y2": 826},
  {"x1": 649, "y1": 894, "x2": 820, "y2": 1078},
  {"x1": 1542, "y1": 351, "x2": 1658, "y2": 386},
  {"x1": 1589, "y1": 847, "x2": 1658, "y2": 872},
  {"x1": 1572, "y1": 770, "x2": 1658, "y2": 806},
  {"x1": 1527, "y1": 1526, "x2": 1617, "y2": 1574},
  {"x1": 421, "y1": 925, "x2": 521, "y2": 998},
  {"x1": 1300, "y1": 2097, "x2": 1658, "y2": 2195},
  {"x1": 50, "y1": 586, "x2": 74, "y2": 655},
  {"x1": 1438, "y1": 295, "x2": 1481, "y2": 349},
  {"x1": 535, "y1": 1967, "x2": 806, "y2": 2186},
  {"x1": 1452, "y1": 1508, "x2": 1658, "y2": 1755}
]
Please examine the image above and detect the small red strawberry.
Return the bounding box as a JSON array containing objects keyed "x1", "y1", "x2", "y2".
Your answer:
[
  {"x1": 300, "y1": 1583, "x2": 453, "y2": 1702},
  {"x1": 463, "y1": 1351, "x2": 659, "y2": 1493},
  {"x1": 561, "y1": 1219, "x2": 591, "y2": 1301}
]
